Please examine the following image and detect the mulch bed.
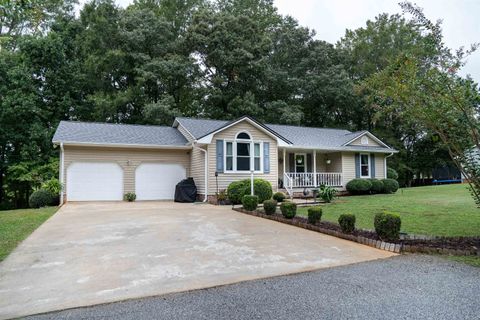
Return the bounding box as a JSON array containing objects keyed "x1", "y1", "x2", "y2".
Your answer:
[{"x1": 233, "y1": 207, "x2": 480, "y2": 256}]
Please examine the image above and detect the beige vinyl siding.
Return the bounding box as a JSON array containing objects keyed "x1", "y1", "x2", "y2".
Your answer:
[
  {"x1": 374, "y1": 154, "x2": 386, "y2": 179},
  {"x1": 349, "y1": 135, "x2": 381, "y2": 147},
  {"x1": 176, "y1": 123, "x2": 195, "y2": 142},
  {"x1": 341, "y1": 152, "x2": 356, "y2": 187},
  {"x1": 208, "y1": 121, "x2": 278, "y2": 195},
  {"x1": 62, "y1": 146, "x2": 190, "y2": 199},
  {"x1": 190, "y1": 146, "x2": 206, "y2": 194}
]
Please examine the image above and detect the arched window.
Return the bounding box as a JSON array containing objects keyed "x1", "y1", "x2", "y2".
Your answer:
[{"x1": 225, "y1": 131, "x2": 262, "y2": 172}]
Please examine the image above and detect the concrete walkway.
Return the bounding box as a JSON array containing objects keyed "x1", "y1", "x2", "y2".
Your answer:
[{"x1": 0, "y1": 202, "x2": 395, "y2": 319}]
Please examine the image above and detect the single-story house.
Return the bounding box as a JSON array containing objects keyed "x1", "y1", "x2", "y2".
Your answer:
[{"x1": 52, "y1": 115, "x2": 397, "y2": 203}]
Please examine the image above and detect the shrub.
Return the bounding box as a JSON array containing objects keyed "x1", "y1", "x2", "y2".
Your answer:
[
  {"x1": 319, "y1": 185, "x2": 337, "y2": 203},
  {"x1": 42, "y1": 178, "x2": 62, "y2": 196},
  {"x1": 227, "y1": 180, "x2": 248, "y2": 204},
  {"x1": 242, "y1": 195, "x2": 259, "y2": 211},
  {"x1": 307, "y1": 206, "x2": 322, "y2": 224},
  {"x1": 387, "y1": 168, "x2": 399, "y2": 180},
  {"x1": 273, "y1": 192, "x2": 286, "y2": 202},
  {"x1": 124, "y1": 193, "x2": 136, "y2": 202},
  {"x1": 338, "y1": 214, "x2": 356, "y2": 233},
  {"x1": 382, "y1": 179, "x2": 399, "y2": 194},
  {"x1": 29, "y1": 189, "x2": 53, "y2": 208},
  {"x1": 369, "y1": 179, "x2": 384, "y2": 194},
  {"x1": 346, "y1": 178, "x2": 372, "y2": 195},
  {"x1": 263, "y1": 199, "x2": 277, "y2": 215},
  {"x1": 280, "y1": 201, "x2": 297, "y2": 219},
  {"x1": 244, "y1": 179, "x2": 273, "y2": 203},
  {"x1": 374, "y1": 212, "x2": 401, "y2": 241}
]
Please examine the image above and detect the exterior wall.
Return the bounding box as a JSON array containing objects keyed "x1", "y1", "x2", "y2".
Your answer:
[
  {"x1": 349, "y1": 135, "x2": 381, "y2": 147},
  {"x1": 190, "y1": 146, "x2": 206, "y2": 195},
  {"x1": 324, "y1": 152, "x2": 342, "y2": 173},
  {"x1": 62, "y1": 146, "x2": 191, "y2": 200},
  {"x1": 207, "y1": 121, "x2": 278, "y2": 195},
  {"x1": 341, "y1": 152, "x2": 356, "y2": 187},
  {"x1": 375, "y1": 153, "x2": 386, "y2": 179}
]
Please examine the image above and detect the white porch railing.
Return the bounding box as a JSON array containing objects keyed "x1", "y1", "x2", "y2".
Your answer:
[
  {"x1": 283, "y1": 172, "x2": 294, "y2": 197},
  {"x1": 285, "y1": 172, "x2": 342, "y2": 188}
]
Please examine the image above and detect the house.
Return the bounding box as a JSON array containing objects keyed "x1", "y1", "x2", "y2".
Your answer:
[{"x1": 52, "y1": 116, "x2": 397, "y2": 203}]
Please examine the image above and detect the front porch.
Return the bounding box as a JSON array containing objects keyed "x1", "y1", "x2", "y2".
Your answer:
[{"x1": 279, "y1": 149, "x2": 344, "y2": 196}]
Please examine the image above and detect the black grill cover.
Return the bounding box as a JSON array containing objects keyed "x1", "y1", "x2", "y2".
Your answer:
[{"x1": 174, "y1": 177, "x2": 197, "y2": 203}]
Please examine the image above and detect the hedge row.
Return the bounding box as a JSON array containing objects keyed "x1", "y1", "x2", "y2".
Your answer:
[{"x1": 346, "y1": 178, "x2": 399, "y2": 195}]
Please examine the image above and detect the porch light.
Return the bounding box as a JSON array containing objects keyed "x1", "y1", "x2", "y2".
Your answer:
[{"x1": 326, "y1": 158, "x2": 331, "y2": 165}]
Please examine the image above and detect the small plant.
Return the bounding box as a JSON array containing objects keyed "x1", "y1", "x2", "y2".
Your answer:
[
  {"x1": 42, "y1": 178, "x2": 62, "y2": 196},
  {"x1": 387, "y1": 168, "x2": 399, "y2": 180},
  {"x1": 124, "y1": 193, "x2": 136, "y2": 202},
  {"x1": 263, "y1": 199, "x2": 277, "y2": 215},
  {"x1": 338, "y1": 214, "x2": 356, "y2": 233},
  {"x1": 242, "y1": 195, "x2": 259, "y2": 211},
  {"x1": 217, "y1": 189, "x2": 227, "y2": 204},
  {"x1": 29, "y1": 189, "x2": 53, "y2": 208},
  {"x1": 346, "y1": 178, "x2": 372, "y2": 195},
  {"x1": 280, "y1": 201, "x2": 297, "y2": 219},
  {"x1": 381, "y1": 179, "x2": 399, "y2": 194},
  {"x1": 369, "y1": 179, "x2": 384, "y2": 194},
  {"x1": 273, "y1": 192, "x2": 286, "y2": 202},
  {"x1": 307, "y1": 206, "x2": 322, "y2": 224},
  {"x1": 374, "y1": 212, "x2": 401, "y2": 241},
  {"x1": 319, "y1": 185, "x2": 337, "y2": 203}
]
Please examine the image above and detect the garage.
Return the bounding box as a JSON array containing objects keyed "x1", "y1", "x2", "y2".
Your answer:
[
  {"x1": 135, "y1": 163, "x2": 186, "y2": 200},
  {"x1": 66, "y1": 162, "x2": 124, "y2": 201}
]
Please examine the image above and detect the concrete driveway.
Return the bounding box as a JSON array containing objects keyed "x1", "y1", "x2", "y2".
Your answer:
[{"x1": 0, "y1": 202, "x2": 395, "y2": 319}]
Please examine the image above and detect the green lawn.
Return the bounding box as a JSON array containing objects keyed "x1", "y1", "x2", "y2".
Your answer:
[
  {"x1": 446, "y1": 255, "x2": 480, "y2": 268},
  {"x1": 0, "y1": 207, "x2": 58, "y2": 262},
  {"x1": 298, "y1": 184, "x2": 480, "y2": 237}
]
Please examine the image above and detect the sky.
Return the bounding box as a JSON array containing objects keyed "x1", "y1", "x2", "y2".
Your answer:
[{"x1": 108, "y1": 0, "x2": 480, "y2": 82}]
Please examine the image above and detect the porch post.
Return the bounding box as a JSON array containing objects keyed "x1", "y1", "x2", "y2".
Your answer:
[
  {"x1": 313, "y1": 150, "x2": 317, "y2": 187},
  {"x1": 283, "y1": 148, "x2": 286, "y2": 177}
]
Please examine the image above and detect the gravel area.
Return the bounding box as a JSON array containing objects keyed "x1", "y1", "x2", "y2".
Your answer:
[{"x1": 28, "y1": 255, "x2": 480, "y2": 320}]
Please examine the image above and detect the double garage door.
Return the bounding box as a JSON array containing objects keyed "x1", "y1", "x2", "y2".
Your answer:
[{"x1": 66, "y1": 162, "x2": 186, "y2": 201}]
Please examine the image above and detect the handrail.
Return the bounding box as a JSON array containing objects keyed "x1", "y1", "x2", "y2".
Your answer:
[
  {"x1": 285, "y1": 172, "x2": 342, "y2": 188},
  {"x1": 283, "y1": 172, "x2": 293, "y2": 197}
]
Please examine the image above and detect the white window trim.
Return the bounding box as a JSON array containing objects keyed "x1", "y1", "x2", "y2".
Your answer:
[
  {"x1": 360, "y1": 153, "x2": 371, "y2": 178},
  {"x1": 294, "y1": 153, "x2": 307, "y2": 173},
  {"x1": 224, "y1": 132, "x2": 264, "y2": 174}
]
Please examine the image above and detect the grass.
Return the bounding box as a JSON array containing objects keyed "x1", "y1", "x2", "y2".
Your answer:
[
  {"x1": 0, "y1": 207, "x2": 58, "y2": 262},
  {"x1": 445, "y1": 255, "x2": 480, "y2": 268},
  {"x1": 298, "y1": 184, "x2": 480, "y2": 237}
]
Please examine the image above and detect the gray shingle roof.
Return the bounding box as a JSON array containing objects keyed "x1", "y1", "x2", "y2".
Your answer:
[
  {"x1": 175, "y1": 117, "x2": 228, "y2": 139},
  {"x1": 52, "y1": 121, "x2": 188, "y2": 147}
]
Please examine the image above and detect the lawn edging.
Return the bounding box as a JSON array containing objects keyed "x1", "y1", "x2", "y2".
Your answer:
[{"x1": 233, "y1": 207, "x2": 480, "y2": 256}]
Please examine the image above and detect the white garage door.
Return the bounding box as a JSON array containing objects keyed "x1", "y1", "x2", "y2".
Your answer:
[
  {"x1": 135, "y1": 163, "x2": 186, "y2": 200},
  {"x1": 67, "y1": 162, "x2": 124, "y2": 201}
]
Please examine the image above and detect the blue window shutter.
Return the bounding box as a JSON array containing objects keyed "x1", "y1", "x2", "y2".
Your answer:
[
  {"x1": 355, "y1": 153, "x2": 360, "y2": 178},
  {"x1": 263, "y1": 142, "x2": 270, "y2": 173},
  {"x1": 216, "y1": 140, "x2": 224, "y2": 173},
  {"x1": 370, "y1": 154, "x2": 375, "y2": 178}
]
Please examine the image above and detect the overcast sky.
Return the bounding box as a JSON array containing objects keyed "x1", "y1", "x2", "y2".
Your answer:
[{"x1": 109, "y1": 0, "x2": 479, "y2": 82}]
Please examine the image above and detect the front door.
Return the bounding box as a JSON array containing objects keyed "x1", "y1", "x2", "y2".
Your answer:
[{"x1": 295, "y1": 154, "x2": 306, "y2": 173}]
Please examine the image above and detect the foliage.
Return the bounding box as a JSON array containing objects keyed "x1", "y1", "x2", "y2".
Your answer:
[
  {"x1": 273, "y1": 192, "x2": 286, "y2": 202},
  {"x1": 42, "y1": 178, "x2": 62, "y2": 196},
  {"x1": 124, "y1": 193, "x2": 136, "y2": 202},
  {"x1": 28, "y1": 190, "x2": 53, "y2": 208},
  {"x1": 369, "y1": 179, "x2": 384, "y2": 194},
  {"x1": 346, "y1": 179, "x2": 372, "y2": 195},
  {"x1": 263, "y1": 199, "x2": 277, "y2": 215},
  {"x1": 319, "y1": 185, "x2": 337, "y2": 202},
  {"x1": 244, "y1": 179, "x2": 273, "y2": 203},
  {"x1": 382, "y1": 179, "x2": 400, "y2": 194},
  {"x1": 338, "y1": 214, "x2": 356, "y2": 233},
  {"x1": 374, "y1": 212, "x2": 402, "y2": 241},
  {"x1": 217, "y1": 189, "x2": 227, "y2": 202},
  {"x1": 227, "y1": 181, "x2": 248, "y2": 204},
  {"x1": 242, "y1": 195, "x2": 258, "y2": 211},
  {"x1": 280, "y1": 201, "x2": 297, "y2": 219},
  {"x1": 387, "y1": 168, "x2": 399, "y2": 180},
  {"x1": 307, "y1": 206, "x2": 322, "y2": 224}
]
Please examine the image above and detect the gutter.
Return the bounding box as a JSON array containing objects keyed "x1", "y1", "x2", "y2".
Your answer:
[
  {"x1": 59, "y1": 142, "x2": 65, "y2": 205},
  {"x1": 384, "y1": 152, "x2": 395, "y2": 178},
  {"x1": 193, "y1": 142, "x2": 208, "y2": 202}
]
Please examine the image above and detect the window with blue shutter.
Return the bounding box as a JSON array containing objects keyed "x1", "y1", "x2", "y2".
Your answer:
[
  {"x1": 370, "y1": 154, "x2": 376, "y2": 178},
  {"x1": 216, "y1": 139, "x2": 224, "y2": 173},
  {"x1": 355, "y1": 153, "x2": 360, "y2": 178},
  {"x1": 263, "y1": 142, "x2": 270, "y2": 173}
]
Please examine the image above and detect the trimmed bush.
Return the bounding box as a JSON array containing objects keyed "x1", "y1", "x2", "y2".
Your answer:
[
  {"x1": 382, "y1": 179, "x2": 399, "y2": 194},
  {"x1": 227, "y1": 180, "x2": 248, "y2": 204},
  {"x1": 387, "y1": 168, "x2": 399, "y2": 180},
  {"x1": 263, "y1": 199, "x2": 277, "y2": 215},
  {"x1": 242, "y1": 195, "x2": 259, "y2": 211},
  {"x1": 273, "y1": 192, "x2": 286, "y2": 202},
  {"x1": 307, "y1": 206, "x2": 322, "y2": 224},
  {"x1": 29, "y1": 189, "x2": 52, "y2": 208},
  {"x1": 369, "y1": 179, "x2": 384, "y2": 194},
  {"x1": 42, "y1": 178, "x2": 62, "y2": 196},
  {"x1": 346, "y1": 178, "x2": 372, "y2": 195},
  {"x1": 124, "y1": 193, "x2": 136, "y2": 202},
  {"x1": 374, "y1": 212, "x2": 401, "y2": 241},
  {"x1": 280, "y1": 201, "x2": 297, "y2": 219},
  {"x1": 338, "y1": 214, "x2": 356, "y2": 233}
]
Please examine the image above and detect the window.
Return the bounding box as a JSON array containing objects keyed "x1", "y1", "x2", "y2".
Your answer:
[
  {"x1": 224, "y1": 132, "x2": 263, "y2": 173},
  {"x1": 295, "y1": 154, "x2": 306, "y2": 173},
  {"x1": 361, "y1": 136, "x2": 369, "y2": 145},
  {"x1": 360, "y1": 154, "x2": 370, "y2": 177}
]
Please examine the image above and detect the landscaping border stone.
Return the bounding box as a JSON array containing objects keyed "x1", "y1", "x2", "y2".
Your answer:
[{"x1": 233, "y1": 207, "x2": 480, "y2": 256}]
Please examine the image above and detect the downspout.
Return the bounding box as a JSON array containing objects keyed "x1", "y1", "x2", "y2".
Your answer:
[
  {"x1": 59, "y1": 142, "x2": 65, "y2": 205},
  {"x1": 384, "y1": 152, "x2": 394, "y2": 178},
  {"x1": 193, "y1": 142, "x2": 208, "y2": 202}
]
